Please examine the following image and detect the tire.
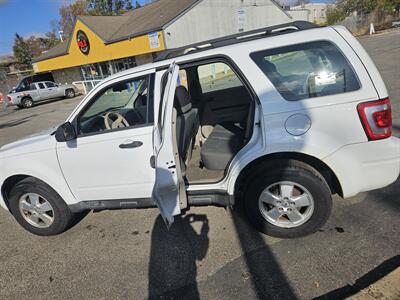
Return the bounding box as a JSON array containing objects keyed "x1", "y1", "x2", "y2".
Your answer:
[
  {"x1": 21, "y1": 97, "x2": 33, "y2": 108},
  {"x1": 65, "y1": 89, "x2": 75, "y2": 98},
  {"x1": 8, "y1": 177, "x2": 77, "y2": 236},
  {"x1": 241, "y1": 159, "x2": 332, "y2": 238}
]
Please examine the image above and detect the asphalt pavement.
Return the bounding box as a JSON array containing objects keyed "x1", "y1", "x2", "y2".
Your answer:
[{"x1": 0, "y1": 29, "x2": 399, "y2": 299}]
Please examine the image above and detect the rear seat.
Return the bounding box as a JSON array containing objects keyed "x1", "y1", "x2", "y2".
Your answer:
[{"x1": 201, "y1": 124, "x2": 244, "y2": 170}]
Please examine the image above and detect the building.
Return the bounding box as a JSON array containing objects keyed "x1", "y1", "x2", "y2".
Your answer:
[
  {"x1": 33, "y1": 0, "x2": 304, "y2": 86},
  {"x1": 291, "y1": 2, "x2": 334, "y2": 24}
]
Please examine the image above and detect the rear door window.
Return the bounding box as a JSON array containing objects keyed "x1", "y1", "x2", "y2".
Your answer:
[
  {"x1": 250, "y1": 41, "x2": 360, "y2": 101},
  {"x1": 38, "y1": 83, "x2": 46, "y2": 89},
  {"x1": 45, "y1": 82, "x2": 56, "y2": 88},
  {"x1": 197, "y1": 62, "x2": 242, "y2": 93}
]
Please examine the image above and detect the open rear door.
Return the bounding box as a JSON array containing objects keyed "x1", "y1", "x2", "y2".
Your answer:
[{"x1": 152, "y1": 62, "x2": 186, "y2": 227}]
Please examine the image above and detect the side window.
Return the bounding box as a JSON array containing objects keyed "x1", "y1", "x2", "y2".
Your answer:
[
  {"x1": 17, "y1": 80, "x2": 30, "y2": 92},
  {"x1": 250, "y1": 41, "x2": 361, "y2": 101},
  {"x1": 79, "y1": 76, "x2": 150, "y2": 135},
  {"x1": 197, "y1": 62, "x2": 242, "y2": 93},
  {"x1": 45, "y1": 82, "x2": 56, "y2": 88},
  {"x1": 38, "y1": 83, "x2": 46, "y2": 89},
  {"x1": 29, "y1": 83, "x2": 37, "y2": 90}
]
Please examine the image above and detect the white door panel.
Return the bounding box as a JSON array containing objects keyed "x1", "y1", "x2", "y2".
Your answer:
[
  {"x1": 152, "y1": 63, "x2": 183, "y2": 227},
  {"x1": 57, "y1": 125, "x2": 154, "y2": 201}
]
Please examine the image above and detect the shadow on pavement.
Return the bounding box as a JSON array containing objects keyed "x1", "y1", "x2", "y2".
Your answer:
[
  {"x1": 367, "y1": 178, "x2": 400, "y2": 213},
  {"x1": 230, "y1": 211, "x2": 297, "y2": 299},
  {"x1": 314, "y1": 255, "x2": 400, "y2": 299},
  {"x1": 147, "y1": 211, "x2": 297, "y2": 299},
  {"x1": 148, "y1": 214, "x2": 209, "y2": 299},
  {"x1": 0, "y1": 115, "x2": 38, "y2": 129}
]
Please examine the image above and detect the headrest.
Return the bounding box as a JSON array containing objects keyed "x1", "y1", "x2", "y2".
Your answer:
[
  {"x1": 174, "y1": 86, "x2": 192, "y2": 114},
  {"x1": 263, "y1": 60, "x2": 278, "y2": 73}
]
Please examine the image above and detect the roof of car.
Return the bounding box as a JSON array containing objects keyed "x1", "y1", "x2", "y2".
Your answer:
[{"x1": 90, "y1": 22, "x2": 323, "y2": 87}]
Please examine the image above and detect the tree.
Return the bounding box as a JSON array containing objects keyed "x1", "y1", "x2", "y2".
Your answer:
[
  {"x1": 326, "y1": 0, "x2": 400, "y2": 24},
  {"x1": 59, "y1": 0, "x2": 89, "y2": 38},
  {"x1": 126, "y1": 0, "x2": 133, "y2": 10},
  {"x1": 135, "y1": 1, "x2": 141, "y2": 8},
  {"x1": 88, "y1": 0, "x2": 130, "y2": 15},
  {"x1": 13, "y1": 34, "x2": 33, "y2": 69}
]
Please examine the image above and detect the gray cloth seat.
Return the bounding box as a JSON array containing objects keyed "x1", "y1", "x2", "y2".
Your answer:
[
  {"x1": 174, "y1": 86, "x2": 199, "y2": 165},
  {"x1": 201, "y1": 124, "x2": 244, "y2": 170}
]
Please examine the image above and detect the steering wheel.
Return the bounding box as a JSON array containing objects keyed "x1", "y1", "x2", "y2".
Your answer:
[{"x1": 103, "y1": 112, "x2": 130, "y2": 130}]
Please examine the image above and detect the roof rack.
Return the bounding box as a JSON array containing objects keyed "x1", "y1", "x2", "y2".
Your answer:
[{"x1": 154, "y1": 21, "x2": 320, "y2": 62}]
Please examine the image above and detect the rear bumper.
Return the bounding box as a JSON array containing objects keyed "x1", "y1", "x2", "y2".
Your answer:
[{"x1": 324, "y1": 137, "x2": 400, "y2": 198}]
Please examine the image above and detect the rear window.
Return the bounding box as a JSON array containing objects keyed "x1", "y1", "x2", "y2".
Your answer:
[{"x1": 250, "y1": 41, "x2": 360, "y2": 101}]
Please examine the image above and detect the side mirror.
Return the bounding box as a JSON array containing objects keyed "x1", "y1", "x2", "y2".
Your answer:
[{"x1": 55, "y1": 122, "x2": 76, "y2": 142}]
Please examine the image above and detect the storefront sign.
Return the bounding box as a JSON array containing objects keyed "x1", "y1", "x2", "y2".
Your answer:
[
  {"x1": 148, "y1": 32, "x2": 160, "y2": 49},
  {"x1": 77, "y1": 30, "x2": 90, "y2": 55}
]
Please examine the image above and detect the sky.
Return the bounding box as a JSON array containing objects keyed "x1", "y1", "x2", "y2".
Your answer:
[
  {"x1": 0, "y1": 0, "x2": 333, "y2": 57},
  {"x1": 0, "y1": 0, "x2": 147, "y2": 56}
]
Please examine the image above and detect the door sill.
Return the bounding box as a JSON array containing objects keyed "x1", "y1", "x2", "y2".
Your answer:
[
  {"x1": 69, "y1": 198, "x2": 156, "y2": 212},
  {"x1": 187, "y1": 190, "x2": 232, "y2": 207}
]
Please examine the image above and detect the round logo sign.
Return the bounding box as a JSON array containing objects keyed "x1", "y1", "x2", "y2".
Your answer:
[{"x1": 76, "y1": 30, "x2": 90, "y2": 55}]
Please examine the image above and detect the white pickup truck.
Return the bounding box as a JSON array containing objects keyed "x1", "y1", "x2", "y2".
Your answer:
[{"x1": 7, "y1": 81, "x2": 79, "y2": 109}]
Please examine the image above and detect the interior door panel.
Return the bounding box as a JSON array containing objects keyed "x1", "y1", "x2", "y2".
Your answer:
[{"x1": 201, "y1": 86, "x2": 251, "y2": 126}]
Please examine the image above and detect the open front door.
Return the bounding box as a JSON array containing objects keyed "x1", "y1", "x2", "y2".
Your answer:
[{"x1": 152, "y1": 62, "x2": 186, "y2": 227}]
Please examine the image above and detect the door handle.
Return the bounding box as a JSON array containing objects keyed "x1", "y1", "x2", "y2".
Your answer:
[{"x1": 119, "y1": 141, "x2": 143, "y2": 149}]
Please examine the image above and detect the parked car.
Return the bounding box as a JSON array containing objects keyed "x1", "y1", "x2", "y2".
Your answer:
[
  {"x1": 9, "y1": 72, "x2": 54, "y2": 94},
  {"x1": 7, "y1": 81, "x2": 79, "y2": 108},
  {"x1": 0, "y1": 22, "x2": 398, "y2": 237}
]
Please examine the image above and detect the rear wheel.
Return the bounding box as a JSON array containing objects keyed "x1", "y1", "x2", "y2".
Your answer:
[
  {"x1": 9, "y1": 177, "x2": 79, "y2": 236},
  {"x1": 21, "y1": 97, "x2": 33, "y2": 108},
  {"x1": 242, "y1": 160, "x2": 332, "y2": 238},
  {"x1": 65, "y1": 89, "x2": 75, "y2": 98}
]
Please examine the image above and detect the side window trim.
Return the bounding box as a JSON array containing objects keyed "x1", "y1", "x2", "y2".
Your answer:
[{"x1": 73, "y1": 74, "x2": 155, "y2": 139}]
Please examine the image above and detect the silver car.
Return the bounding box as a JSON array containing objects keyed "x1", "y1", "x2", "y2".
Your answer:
[{"x1": 7, "y1": 81, "x2": 79, "y2": 109}]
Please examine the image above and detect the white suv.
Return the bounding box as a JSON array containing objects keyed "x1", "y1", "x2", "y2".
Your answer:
[{"x1": 0, "y1": 22, "x2": 399, "y2": 238}]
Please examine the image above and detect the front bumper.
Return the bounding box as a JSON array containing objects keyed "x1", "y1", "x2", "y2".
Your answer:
[{"x1": 324, "y1": 137, "x2": 400, "y2": 198}]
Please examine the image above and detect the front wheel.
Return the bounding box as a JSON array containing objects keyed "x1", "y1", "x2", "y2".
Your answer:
[
  {"x1": 8, "y1": 177, "x2": 79, "y2": 236},
  {"x1": 242, "y1": 160, "x2": 332, "y2": 238}
]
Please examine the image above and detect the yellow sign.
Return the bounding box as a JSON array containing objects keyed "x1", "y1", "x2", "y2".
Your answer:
[{"x1": 35, "y1": 19, "x2": 165, "y2": 73}]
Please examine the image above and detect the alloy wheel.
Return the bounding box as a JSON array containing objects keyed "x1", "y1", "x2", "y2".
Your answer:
[
  {"x1": 18, "y1": 193, "x2": 55, "y2": 228},
  {"x1": 258, "y1": 181, "x2": 314, "y2": 228}
]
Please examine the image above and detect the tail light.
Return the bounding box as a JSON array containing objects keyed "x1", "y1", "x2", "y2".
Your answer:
[
  {"x1": 7, "y1": 96, "x2": 12, "y2": 102},
  {"x1": 357, "y1": 98, "x2": 392, "y2": 140}
]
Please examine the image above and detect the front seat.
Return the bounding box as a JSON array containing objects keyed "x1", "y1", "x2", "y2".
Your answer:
[{"x1": 174, "y1": 86, "x2": 199, "y2": 166}]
